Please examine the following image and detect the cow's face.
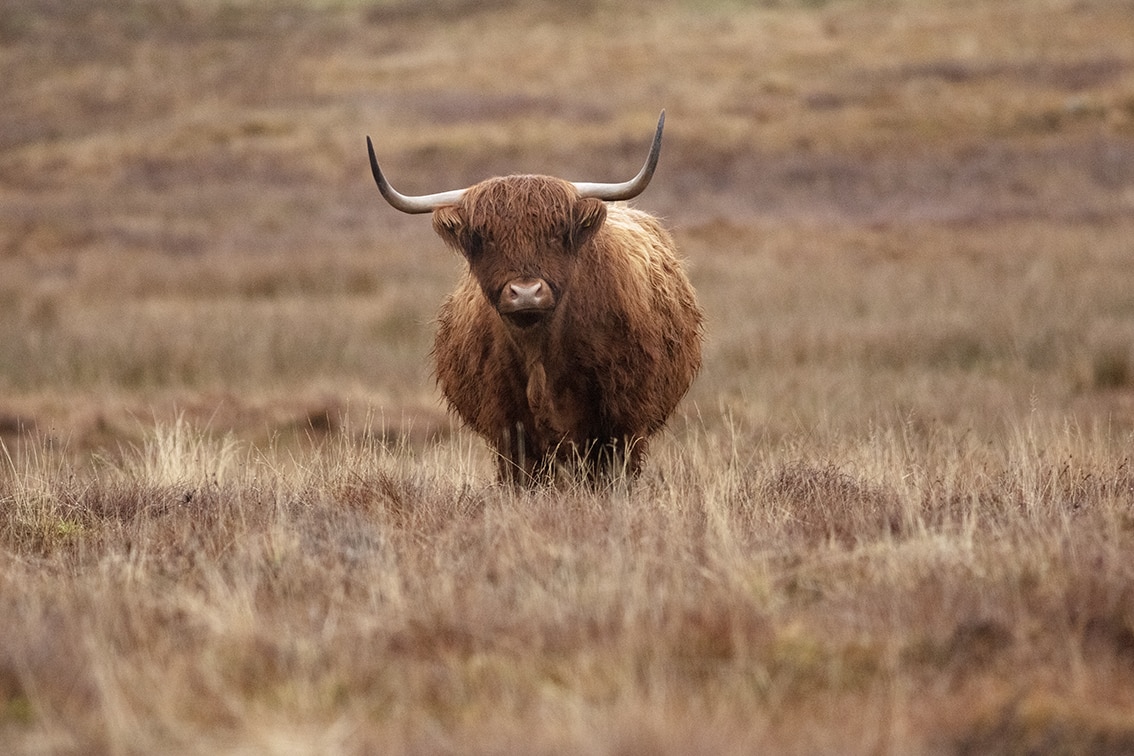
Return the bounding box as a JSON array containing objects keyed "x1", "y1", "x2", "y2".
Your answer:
[{"x1": 432, "y1": 176, "x2": 606, "y2": 331}]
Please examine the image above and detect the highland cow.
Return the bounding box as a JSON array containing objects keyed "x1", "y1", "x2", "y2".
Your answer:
[{"x1": 366, "y1": 112, "x2": 703, "y2": 485}]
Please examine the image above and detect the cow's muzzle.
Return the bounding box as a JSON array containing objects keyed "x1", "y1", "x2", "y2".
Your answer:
[{"x1": 498, "y1": 277, "x2": 555, "y2": 328}]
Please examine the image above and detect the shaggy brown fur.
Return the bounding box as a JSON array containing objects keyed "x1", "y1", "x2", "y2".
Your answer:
[{"x1": 430, "y1": 175, "x2": 703, "y2": 485}]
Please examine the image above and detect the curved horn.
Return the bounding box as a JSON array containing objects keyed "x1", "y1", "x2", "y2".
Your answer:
[
  {"x1": 366, "y1": 136, "x2": 467, "y2": 214},
  {"x1": 571, "y1": 110, "x2": 665, "y2": 202}
]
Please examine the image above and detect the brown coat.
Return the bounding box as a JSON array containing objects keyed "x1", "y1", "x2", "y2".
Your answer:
[{"x1": 430, "y1": 176, "x2": 703, "y2": 484}]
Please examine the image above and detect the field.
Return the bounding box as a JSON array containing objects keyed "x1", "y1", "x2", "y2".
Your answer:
[{"x1": 3, "y1": 0, "x2": 1134, "y2": 751}]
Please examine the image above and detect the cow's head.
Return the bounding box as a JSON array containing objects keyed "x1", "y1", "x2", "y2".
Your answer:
[{"x1": 366, "y1": 112, "x2": 665, "y2": 331}]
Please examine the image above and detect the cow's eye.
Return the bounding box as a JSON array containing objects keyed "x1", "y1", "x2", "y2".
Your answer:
[{"x1": 465, "y1": 231, "x2": 485, "y2": 258}]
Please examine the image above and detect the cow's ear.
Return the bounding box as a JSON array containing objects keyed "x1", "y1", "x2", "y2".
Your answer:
[
  {"x1": 432, "y1": 206, "x2": 465, "y2": 250},
  {"x1": 572, "y1": 198, "x2": 607, "y2": 248}
]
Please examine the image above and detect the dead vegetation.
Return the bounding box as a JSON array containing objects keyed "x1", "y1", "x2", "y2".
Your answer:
[
  {"x1": 3, "y1": 417, "x2": 1134, "y2": 752},
  {"x1": 2, "y1": 0, "x2": 1134, "y2": 752}
]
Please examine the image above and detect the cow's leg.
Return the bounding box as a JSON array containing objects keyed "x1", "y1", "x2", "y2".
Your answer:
[
  {"x1": 582, "y1": 436, "x2": 647, "y2": 485},
  {"x1": 495, "y1": 423, "x2": 553, "y2": 487}
]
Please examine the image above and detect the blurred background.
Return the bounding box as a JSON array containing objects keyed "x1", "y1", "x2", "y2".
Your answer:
[{"x1": 2, "y1": 0, "x2": 1133, "y2": 461}]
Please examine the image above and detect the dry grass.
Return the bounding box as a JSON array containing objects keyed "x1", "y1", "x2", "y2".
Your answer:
[
  {"x1": 3, "y1": 0, "x2": 1134, "y2": 752},
  {"x1": 4, "y1": 415, "x2": 1134, "y2": 752}
]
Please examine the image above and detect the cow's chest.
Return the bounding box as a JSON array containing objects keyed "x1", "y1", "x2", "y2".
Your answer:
[{"x1": 524, "y1": 361, "x2": 595, "y2": 442}]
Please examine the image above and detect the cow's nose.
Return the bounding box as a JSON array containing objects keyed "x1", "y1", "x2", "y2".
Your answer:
[{"x1": 499, "y1": 277, "x2": 555, "y2": 314}]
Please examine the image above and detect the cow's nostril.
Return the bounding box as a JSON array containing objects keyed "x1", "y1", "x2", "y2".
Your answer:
[
  {"x1": 500, "y1": 277, "x2": 554, "y2": 315},
  {"x1": 509, "y1": 281, "x2": 542, "y2": 300}
]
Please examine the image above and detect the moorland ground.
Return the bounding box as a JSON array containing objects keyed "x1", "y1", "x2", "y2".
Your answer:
[{"x1": 2, "y1": 0, "x2": 1134, "y2": 752}]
